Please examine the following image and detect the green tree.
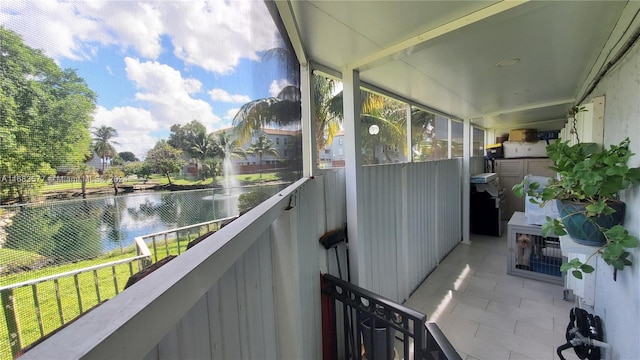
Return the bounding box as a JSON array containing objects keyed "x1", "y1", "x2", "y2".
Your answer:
[
  {"x1": 145, "y1": 140, "x2": 185, "y2": 185},
  {"x1": 124, "y1": 161, "x2": 152, "y2": 181},
  {"x1": 5, "y1": 206, "x2": 61, "y2": 257},
  {"x1": 246, "y1": 134, "x2": 279, "y2": 178},
  {"x1": 104, "y1": 167, "x2": 125, "y2": 196},
  {"x1": 93, "y1": 125, "x2": 119, "y2": 174},
  {"x1": 238, "y1": 191, "x2": 269, "y2": 214},
  {"x1": 233, "y1": 86, "x2": 301, "y2": 144},
  {"x1": 232, "y1": 74, "x2": 390, "y2": 164},
  {"x1": 168, "y1": 120, "x2": 207, "y2": 157},
  {"x1": 200, "y1": 158, "x2": 222, "y2": 185},
  {"x1": 118, "y1": 151, "x2": 139, "y2": 162},
  {"x1": 50, "y1": 203, "x2": 102, "y2": 263},
  {"x1": 68, "y1": 164, "x2": 99, "y2": 199},
  {"x1": 190, "y1": 129, "x2": 219, "y2": 179},
  {"x1": 215, "y1": 132, "x2": 246, "y2": 162},
  {"x1": 0, "y1": 27, "x2": 96, "y2": 203}
]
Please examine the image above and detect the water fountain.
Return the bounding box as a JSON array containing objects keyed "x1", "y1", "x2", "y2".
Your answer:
[
  {"x1": 202, "y1": 148, "x2": 241, "y2": 217},
  {"x1": 217, "y1": 151, "x2": 241, "y2": 216}
]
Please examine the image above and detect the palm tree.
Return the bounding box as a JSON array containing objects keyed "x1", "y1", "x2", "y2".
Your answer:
[
  {"x1": 92, "y1": 126, "x2": 119, "y2": 174},
  {"x1": 216, "y1": 132, "x2": 246, "y2": 162},
  {"x1": 232, "y1": 74, "x2": 392, "y2": 163},
  {"x1": 233, "y1": 85, "x2": 301, "y2": 144},
  {"x1": 68, "y1": 163, "x2": 98, "y2": 199},
  {"x1": 246, "y1": 134, "x2": 279, "y2": 178},
  {"x1": 189, "y1": 129, "x2": 218, "y2": 179},
  {"x1": 359, "y1": 96, "x2": 408, "y2": 164}
]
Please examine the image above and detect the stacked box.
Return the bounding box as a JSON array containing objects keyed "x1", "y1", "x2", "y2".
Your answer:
[{"x1": 509, "y1": 129, "x2": 536, "y2": 142}]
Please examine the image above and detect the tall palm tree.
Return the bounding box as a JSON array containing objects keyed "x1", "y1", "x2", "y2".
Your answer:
[
  {"x1": 216, "y1": 132, "x2": 246, "y2": 162},
  {"x1": 92, "y1": 125, "x2": 119, "y2": 174},
  {"x1": 189, "y1": 129, "x2": 218, "y2": 179},
  {"x1": 232, "y1": 74, "x2": 390, "y2": 161},
  {"x1": 233, "y1": 85, "x2": 301, "y2": 144},
  {"x1": 246, "y1": 133, "x2": 279, "y2": 178}
]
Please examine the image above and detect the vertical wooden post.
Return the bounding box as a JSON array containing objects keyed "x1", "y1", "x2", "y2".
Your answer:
[{"x1": 2, "y1": 288, "x2": 22, "y2": 358}]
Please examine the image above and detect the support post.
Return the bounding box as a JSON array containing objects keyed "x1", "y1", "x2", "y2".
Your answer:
[
  {"x1": 462, "y1": 118, "x2": 471, "y2": 244},
  {"x1": 342, "y1": 68, "x2": 366, "y2": 286},
  {"x1": 2, "y1": 288, "x2": 22, "y2": 358}
]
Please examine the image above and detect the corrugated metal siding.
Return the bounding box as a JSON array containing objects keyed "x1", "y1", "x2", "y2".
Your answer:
[
  {"x1": 436, "y1": 159, "x2": 463, "y2": 259},
  {"x1": 147, "y1": 231, "x2": 277, "y2": 360},
  {"x1": 404, "y1": 161, "x2": 440, "y2": 298},
  {"x1": 144, "y1": 179, "x2": 324, "y2": 360},
  {"x1": 320, "y1": 169, "x2": 349, "y2": 281},
  {"x1": 362, "y1": 164, "x2": 403, "y2": 302},
  {"x1": 360, "y1": 159, "x2": 463, "y2": 302}
]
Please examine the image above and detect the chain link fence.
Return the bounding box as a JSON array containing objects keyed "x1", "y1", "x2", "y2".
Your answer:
[{"x1": 0, "y1": 184, "x2": 286, "y2": 359}]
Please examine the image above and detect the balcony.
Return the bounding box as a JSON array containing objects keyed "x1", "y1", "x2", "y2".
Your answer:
[{"x1": 9, "y1": 161, "x2": 583, "y2": 360}]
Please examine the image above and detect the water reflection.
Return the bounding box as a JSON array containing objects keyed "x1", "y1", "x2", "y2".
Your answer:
[{"x1": 99, "y1": 185, "x2": 284, "y2": 251}]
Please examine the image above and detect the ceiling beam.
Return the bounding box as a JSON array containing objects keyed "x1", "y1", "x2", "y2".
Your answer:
[
  {"x1": 476, "y1": 98, "x2": 575, "y2": 118},
  {"x1": 346, "y1": 0, "x2": 529, "y2": 71}
]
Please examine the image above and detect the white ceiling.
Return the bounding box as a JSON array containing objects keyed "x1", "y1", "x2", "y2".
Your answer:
[{"x1": 280, "y1": 1, "x2": 629, "y2": 130}]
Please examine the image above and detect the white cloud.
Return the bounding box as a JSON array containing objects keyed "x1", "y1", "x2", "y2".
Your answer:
[
  {"x1": 125, "y1": 57, "x2": 222, "y2": 130},
  {"x1": 209, "y1": 89, "x2": 251, "y2": 104},
  {"x1": 92, "y1": 106, "x2": 159, "y2": 160},
  {"x1": 269, "y1": 79, "x2": 292, "y2": 97},
  {"x1": 164, "y1": 1, "x2": 279, "y2": 74},
  {"x1": 1, "y1": 1, "x2": 280, "y2": 73}
]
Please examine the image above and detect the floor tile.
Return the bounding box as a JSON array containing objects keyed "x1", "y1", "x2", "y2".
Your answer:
[
  {"x1": 475, "y1": 323, "x2": 555, "y2": 359},
  {"x1": 404, "y1": 233, "x2": 574, "y2": 359}
]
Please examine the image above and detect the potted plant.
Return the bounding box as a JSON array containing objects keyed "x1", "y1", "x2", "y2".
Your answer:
[{"x1": 513, "y1": 125, "x2": 640, "y2": 279}]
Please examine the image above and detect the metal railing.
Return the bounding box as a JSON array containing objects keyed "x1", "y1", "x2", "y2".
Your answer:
[
  {"x1": 0, "y1": 253, "x2": 149, "y2": 359},
  {"x1": 1, "y1": 216, "x2": 236, "y2": 359},
  {"x1": 320, "y1": 273, "x2": 462, "y2": 360},
  {"x1": 136, "y1": 216, "x2": 237, "y2": 263}
]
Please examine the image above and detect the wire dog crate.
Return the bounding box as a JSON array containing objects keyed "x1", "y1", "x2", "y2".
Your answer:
[{"x1": 507, "y1": 212, "x2": 565, "y2": 285}]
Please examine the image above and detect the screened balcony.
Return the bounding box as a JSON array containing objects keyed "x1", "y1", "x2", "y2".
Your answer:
[{"x1": 6, "y1": 1, "x2": 640, "y2": 359}]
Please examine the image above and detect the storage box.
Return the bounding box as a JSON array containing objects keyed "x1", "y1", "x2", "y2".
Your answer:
[
  {"x1": 503, "y1": 140, "x2": 550, "y2": 158},
  {"x1": 485, "y1": 143, "x2": 503, "y2": 159},
  {"x1": 509, "y1": 128, "x2": 536, "y2": 142},
  {"x1": 536, "y1": 130, "x2": 560, "y2": 141}
]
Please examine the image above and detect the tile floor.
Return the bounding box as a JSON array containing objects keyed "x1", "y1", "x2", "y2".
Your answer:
[{"x1": 403, "y1": 232, "x2": 581, "y2": 360}]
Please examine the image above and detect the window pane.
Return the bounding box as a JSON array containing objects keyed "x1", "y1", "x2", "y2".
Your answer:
[
  {"x1": 314, "y1": 72, "x2": 345, "y2": 169},
  {"x1": 411, "y1": 108, "x2": 449, "y2": 162},
  {"x1": 473, "y1": 127, "x2": 485, "y2": 157},
  {"x1": 451, "y1": 120, "x2": 464, "y2": 158},
  {"x1": 0, "y1": 1, "x2": 300, "y2": 281},
  {"x1": 362, "y1": 91, "x2": 407, "y2": 165}
]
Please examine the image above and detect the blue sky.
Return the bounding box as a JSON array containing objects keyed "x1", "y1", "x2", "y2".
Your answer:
[{"x1": 1, "y1": 0, "x2": 292, "y2": 159}]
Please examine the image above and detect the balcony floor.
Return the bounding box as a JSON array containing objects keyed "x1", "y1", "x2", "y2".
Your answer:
[{"x1": 404, "y1": 231, "x2": 580, "y2": 360}]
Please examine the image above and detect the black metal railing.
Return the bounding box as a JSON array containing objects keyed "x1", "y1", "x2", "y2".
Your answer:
[{"x1": 321, "y1": 273, "x2": 462, "y2": 360}]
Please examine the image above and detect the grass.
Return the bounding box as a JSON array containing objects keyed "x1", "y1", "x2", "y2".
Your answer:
[
  {"x1": 0, "y1": 249, "x2": 47, "y2": 275},
  {"x1": 0, "y1": 170, "x2": 278, "y2": 357},
  {"x1": 0, "y1": 224, "x2": 217, "y2": 360}
]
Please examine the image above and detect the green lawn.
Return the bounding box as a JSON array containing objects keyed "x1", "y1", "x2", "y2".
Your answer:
[
  {"x1": 0, "y1": 170, "x2": 284, "y2": 357},
  {"x1": 0, "y1": 226, "x2": 214, "y2": 360}
]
